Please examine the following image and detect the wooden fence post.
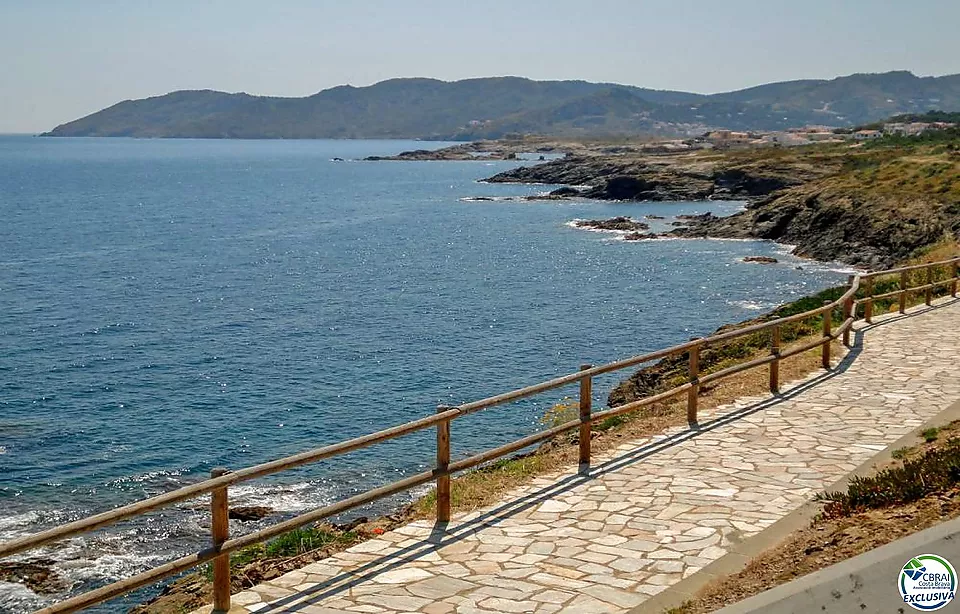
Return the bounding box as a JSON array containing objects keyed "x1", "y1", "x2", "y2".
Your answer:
[
  {"x1": 687, "y1": 343, "x2": 700, "y2": 426},
  {"x1": 436, "y1": 405, "x2": 451, "y2": 522},
  {"x1": 953, "y1": 262, "x2": 959, "y2": 298},
  {"x1": 864, "y1": 276, "x2": 874, "y2": 323},
  {"x1": 210, "y1": 467, "x2": 230, "y2": 614},
  {"x1": 821, "y1": 300, "x2": 832, "y2": 369},
  {"x1": 926, "y1": 265, "x2": 933, "y2": 306},
  {"x1": 578, "y1": 364, "x2": 592, "y2": 474},
  {"x1": 769, "y1": 326, "x2": 781, "y2": 394},
  {"x1": 899, "y1": 271, "x2": 908, "y2": 314},
  {"x1": 843, "y1": 275, "x2": 855, "y2": 347}
]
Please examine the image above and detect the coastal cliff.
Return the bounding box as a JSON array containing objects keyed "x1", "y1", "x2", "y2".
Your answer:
[{"x1": 484, "y1": 139, "x2": 960, "y2": 268}]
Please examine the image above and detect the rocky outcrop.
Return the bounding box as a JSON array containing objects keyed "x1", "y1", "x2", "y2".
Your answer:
[
  {"x1": 366, "y1": 149, "x2": 482, "y2": 161},
  {"x1": 671, "y1": 184, "x2": 957, "y2": 269},
  {"x1": 485, "y1": 145, "x2": 960, "y2": 267},
  {"x1": 743, "y1": 256, "x2": 778, "y2": 264},
  {"x1": 574, "y1": 217, "x2": 650, "y2": 232},
  {"x1": 482, "y1": 153, "x2": 827, "y2": 204}
]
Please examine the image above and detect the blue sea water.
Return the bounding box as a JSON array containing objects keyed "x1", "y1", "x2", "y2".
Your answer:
[{"x1": 0, "y1": 136, "x2": 849, "y2": 611}]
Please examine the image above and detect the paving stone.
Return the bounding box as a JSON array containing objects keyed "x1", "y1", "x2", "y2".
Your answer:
[
  {"x1": 406, "y1": 576, "x2": 475, "y2": 600},
  {"x1": 476, "y1": 597, "x2": 539, "y2": 612},
  {"x1": 371, "y1": 568, "x2": 433, "y2": 584}
]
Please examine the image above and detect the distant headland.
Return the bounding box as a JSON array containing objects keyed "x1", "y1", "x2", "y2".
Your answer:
[{"x1": 42, "y1": 71, "x2": 960, "y2": 140}]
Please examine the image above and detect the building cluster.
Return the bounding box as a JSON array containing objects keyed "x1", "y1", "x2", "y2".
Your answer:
[{"x1": 698, "y1": 121, "x2": 955, "y2": 149}]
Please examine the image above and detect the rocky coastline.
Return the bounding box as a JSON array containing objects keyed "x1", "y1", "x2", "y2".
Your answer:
[
  {"x1": 480, "y1": 144, "x2": 960, "y2": 269},
  {"x1": 364, "y1": 138, "x2": 572, "y2": 161}
]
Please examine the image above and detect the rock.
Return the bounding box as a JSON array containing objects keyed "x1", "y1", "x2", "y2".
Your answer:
[
  {"x1": 229, "y1": 506, "x2": 273, "y2": 522},
  {"x1": 645, "y1": 214, "x2": 666, "y2": 219},
  {"x1": 743, "y1": 256, "x2": 778, "y2": 264},
  {"x1": 624, "y1": 232, "x2": 656, "y2": 241},
  {"x1": 334, "y1": 516, "x2": 369, "y2": 532},
  {"x1": 523, "y1": 194, "x2": 565, "y2": 201},
  {"x1": 593, "y1": 176, "x2": 655, "y2": 200},
  {"x1": 549, "y1": 186, "x2": 580, "y2": 197},
  {"x1": 331, "y1": 157, "x2": 345, "y2": 162},
  {"x1": 0, "y1": 560, "x2": 68, "y2": 595},
  {"x1": 712, "y1": 168, "x2": 793, "y2": 196},
  {"x1": 574, "y1": 217, "x2": 650, "y2": 232}
]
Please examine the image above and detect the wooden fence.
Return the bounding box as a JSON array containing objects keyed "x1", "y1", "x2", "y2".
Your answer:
[{"x1": 2, "y1": 256, "x2": 959, "y2": 613}]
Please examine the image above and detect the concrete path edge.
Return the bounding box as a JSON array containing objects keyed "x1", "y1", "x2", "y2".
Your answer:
[{"x1": 631, "y1": 397, "x2": 960, "y2": 613}]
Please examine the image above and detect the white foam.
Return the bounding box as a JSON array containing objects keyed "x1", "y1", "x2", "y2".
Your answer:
[
  {"x1": 226, "y1": 481, "x2": 334, "y2": 512},
  {"x1": 729, "y1": 300, "x2": 770, "y2": 311},
  {"x1": 52, "y1": 544, "x2": 166, "y2": 587},
  {"x1": 0, "y1": 581, "x2": 49, "y2": 612},
  {"x1": 565, "y1": 219, "x2": 646, "y2": 236},
  {"x1": 0, "y1": 511, "x2": 43, "y2": 542},
  {"x1": 0, "y1": 511, "x2": 39, "y2": 532}
]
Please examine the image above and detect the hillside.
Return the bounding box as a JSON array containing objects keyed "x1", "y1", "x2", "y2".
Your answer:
[{"x1": 43, "y1": 71, "x2": 960, "y2": 140}]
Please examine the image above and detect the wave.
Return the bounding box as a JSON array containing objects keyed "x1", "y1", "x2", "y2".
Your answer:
[
  {"x1": 728, "y1": 300, "x2": 773, "y2": 311},
  {"x1": 49, "y1": 534, "x2": 169, "y2": 588},
  {"x1": 227, "y1": 480, "x2": 334, "y2": 512},
  {"x1": 0, "y1": 511, "x2": 43, "y2": 541}
]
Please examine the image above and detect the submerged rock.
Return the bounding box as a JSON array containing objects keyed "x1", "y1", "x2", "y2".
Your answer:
[{"x1": 743, "y1": 256, "x2": 779, "y2": 264}]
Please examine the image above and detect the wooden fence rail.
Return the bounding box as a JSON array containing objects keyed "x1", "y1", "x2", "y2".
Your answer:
[{"x1": 3, "y1": 256, "x2": 959, "y2": 613}]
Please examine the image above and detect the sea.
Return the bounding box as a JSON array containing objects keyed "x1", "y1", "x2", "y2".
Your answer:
[{"x1": 0, "y1": 136, "x2": 850, "y2": 612}]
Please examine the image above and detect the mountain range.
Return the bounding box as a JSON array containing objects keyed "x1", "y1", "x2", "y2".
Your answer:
[{"x1": 42, "y1": 71, "x2": 960, "y2": 140}]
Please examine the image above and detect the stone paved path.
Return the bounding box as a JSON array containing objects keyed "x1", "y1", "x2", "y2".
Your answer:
[{"x1": 200, "y1": 298, "x2": 960, "y2": 614}]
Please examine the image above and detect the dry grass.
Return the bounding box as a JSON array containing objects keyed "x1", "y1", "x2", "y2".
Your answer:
[{"x1": 912, "y1": 238, "x2": 960, "y2": 264}]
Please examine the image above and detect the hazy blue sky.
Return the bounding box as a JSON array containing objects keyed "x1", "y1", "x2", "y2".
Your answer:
[{"x1": 2, "y1": 0, "x2": 959, "y2": 132}]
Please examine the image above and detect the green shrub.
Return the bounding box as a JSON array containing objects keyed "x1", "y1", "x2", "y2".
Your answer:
[{"x1": 816, "y1": 440, "x2": 960, "y2": 517}]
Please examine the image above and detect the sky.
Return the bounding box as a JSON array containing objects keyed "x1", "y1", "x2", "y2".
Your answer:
[{"x1": 2, "y1": 0, "x2": 959, "y2": 132}]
